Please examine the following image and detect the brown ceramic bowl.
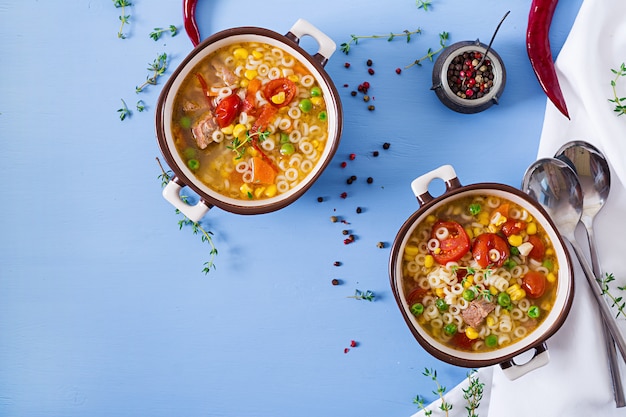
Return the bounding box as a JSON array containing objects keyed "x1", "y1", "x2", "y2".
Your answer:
[
  {"x1": 389, "y1": 165, "x2": 574, "y2": 379},
  {"x1": 156, "y1": 19, "x2": 343, "y2": 222}
]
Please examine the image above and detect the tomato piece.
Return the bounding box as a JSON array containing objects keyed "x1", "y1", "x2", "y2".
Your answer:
[
  {"x1": 241, "y1": 78, "x2": 262, "y2": 115},
  {"x1": 215, "y1": 94, "x2": 242, "y2": 128},
  {"x1": 407, "y1": 287, "x2": 428, "y2": 306},
  {"x1": 472, "y1": 233, "x2": 510, "y2": 268},
  {"x1": 429, "y1": 221, "x2": 471, "y2": 264},
  {"x1": 263, "y1": 78, "x2": 297, "y2": 107},
  {"x1": 527, "y1": 235, "x2": 545, "y2": 261},
  {"x1": 251, "y1": 104, "x2": 278, "y2": 134},
  {"x1": 522, "y1": 271, "x2": 547, "y2": 298},
  {"x1": 500, "y1": 219, "x2": 527, "y2": 237},
  {"x1": 453, "y1": 332, "x2": 476, "y2": 350}
]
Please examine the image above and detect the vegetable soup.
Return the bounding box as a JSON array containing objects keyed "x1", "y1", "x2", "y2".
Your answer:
[
  {"x1": 170, "y1": 41, "x2": 330, "y2": 201},
  {"x1": 400, "y1": 195, "x2": 559, "y2": 352}
]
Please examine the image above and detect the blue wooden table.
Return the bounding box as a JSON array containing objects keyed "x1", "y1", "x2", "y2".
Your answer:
[{"x1": 0, "y1": 1, "x2": 582, "y2": 415}]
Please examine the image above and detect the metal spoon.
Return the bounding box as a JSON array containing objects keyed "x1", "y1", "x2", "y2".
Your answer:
[
  {"x1": 555, "y1": 141, "x2": 624, "y2": 407},
  {"x1": 521, "y1": 158, "x2": 626, "y2": 364}
]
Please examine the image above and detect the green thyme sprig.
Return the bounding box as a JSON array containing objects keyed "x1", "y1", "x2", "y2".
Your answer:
[
  {"x1": 157, "y1": 158, "x2": 218, "y2": 274},
  {"x1": 462, "y1": 371, "x2": 484, "y2": 417},
  {"x1": 406, "y1": 31, "x2": 449, "y2": 68},
  {"x1": 609, "y1": 63, "x2": 626, "y2": 116},
  {"x1": 414, "y1": 368, "x2": 453, "y2": 417},
  {"x1": 150, "y1": 25, "x2": 178, "y2": 41},
  {"x1": 136, "y1": 100, "x2": 146, "y2": 112},
  {"x1": 112, "y1": 0, "x2": 132, "y2": 39},
  {"x1": 598, "y1": 272, "x2": 626, "y2": 318},
  {"x1": 348, "y1": 289, "x2": 375, "y2": 301},
  {"x1": 117, "y1": 99, "x2": 131, "y2": 120},
  {"x1": 416, "y1": 0, "x2": 433, "y2": 11},
  {"x1": 340, "y1": 29, "x2": 422, "y2": 55},
  {"x1": 136, "y1": 53, "x2": 168, "y2": 93},
  {"x1": 227, "y1": 130, "x2": 270, "y2": 159}
]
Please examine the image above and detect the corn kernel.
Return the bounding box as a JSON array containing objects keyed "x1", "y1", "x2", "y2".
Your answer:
[
  {"x1": 547, "y1": 272, "x2": 556, "y2": 283},
  {"x1": 506, "y1": 284, "x2": 526, "y2": 301},
  {"x1": 436, "y1": 287, "x2": 445, "y2": 298},
  {"x1": 424, "y1": 255, "x2": 434, "y2": 268},
  {"x1": 463, "y1": 275, "x2": 474, "y2": 289},
  {"x1": 489, "y1": 286, "x2": 498, "y2": 295},
  {"x1": 477, "y1": 211, "x2": 490, "y2": 225},
  {"x1": 488, "y1": 224, "x2": 497, "y2": 233},
  {"x1": 233, "y1": 124, "x2": 247, "y2": 139},
  {"x1": 244, "y1": 69, "x2": 258, "y2": 80},
  {"x1": 251, "y1": 50, "x2": 263, "y2": 60},
  {"x1": 248, "y1": 147, "x2": 258, "y2": 157},
  {"x1": 239, "y1": 79, "x2": 249, "y2": 88},
  {"x1": 526, "y1": 222, "x2": 537, "y2": 235},
  {"x1": 491, "y1": 212, "x2": 507, "y2": 226},
  {"x1": 404, "y1": 244, "x2": 419, "y2": 257},
  {"x1": 264, "y1": 184, "x2": 277, "y2": 198},
  {"x1": 233, "y1": 48, "x2": 249, "y2": 60},
  {"x1": 287, "y1": 74, "x2": 299, "y2": 83},
  {"x1": 541, "y1": 301, "x2": 552, "y2": 311},
  {"x1": 254, "y1": 187, "x2": 265, "y2": 199},
  {"x1": 465, "y1": 227, "x2": 473, "y2": 239},
  {"x1": 466, "y1": 327, "x2": 479, "y2": 340},
  {"x1": 473, "y1": 227, "x2": 482, "y2": 237},
  {"x1": 221, "y1": 124, "x2": 234, "y2": 135},
  {"x1": 546, "y1": 247, "x2": 554, "y2": 256},
  {"x1": 434, "y1": 247, "x2": 441, "y2": 255},
  {"x1": 240, "y1": 183, "x2": 253, "y2": 196},
  {"x1": 271, "y1": 91, "x2": 286, "y2": 105},
  {"x1": 426, "y1": 214, "x2": 437, "y2": 223},
  {"x1": 310, "y1": 96, "x2": 323, "y2": 106},
  {"x1": 486, "y1": 315, "x2": 496, "y2": 327},
  {"x1": 508, "y1": 234, "x2": 523, "y2": 247}
]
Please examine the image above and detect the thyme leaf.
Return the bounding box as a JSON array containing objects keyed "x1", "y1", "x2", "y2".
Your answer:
[
  {"x1": 112, "y1": 0, "x2": 132, "y2": 39},
  {"x1": 609, "y1": 63, "x2": 626, "y2": 116},
  {"x1": 150, "y1": 25, "x2": 179, "y2": 41},
  {"x1": 117, "y1": 98, "x2": 131, "y2": 120},
  {"x1": 340, "y1": 29, "x2": 422, "y2": 54},
  {"x1": 406, "y1": 31, "x2": 449, "y2": 69},
  {"x1": 347, "y1": 289, "x2": 375, "y2": 301},
  {"x1": 598, "y1": 272, "x2": 626, "y2": 318},
  {"x1": 136, "y1": 53, "x2": 168, "y2": 93},
  {"x1": 416, "y1": 0, "x2": 433, "y2": 11}
]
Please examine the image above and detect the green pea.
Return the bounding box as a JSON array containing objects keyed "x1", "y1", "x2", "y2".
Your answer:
[
  {"x1": 299, "y1": 98, "x2": 313, "y2": 112},
  {"x1": 280, "y1": 142, "x2": 295, "y2": 156},
  {"x1": 542, "y1": 259, "x2": 554, "y2": 271},
  {"x1": 435, "y1": 298, "x2": 448, "y2": 312},
  {"x1": 528, "y1": 306, "x2": 540, "y2": 319},
  {"x1": 485, "y1": 334, "x2": 498, "y2": 348},
  {"x1": 510, "y1": 246, "x2": 520, "y2": 256},
  {"x1": 468, "y1": 203, "x2": 481, "y2": 216},
  {"x1": 280, "y1": 133, "x2": 290, "y2": 144},
  {"x1": 180, "y1": 116, "x2": 192, "y2": 129},
  {"x1": 503, "y1": 259, "x2": 517, "y2": 270},
  {"x1": 310, "y1": 86, "x2": 322, "y2": 97},
  {"x1": 410, "y1": 302, "x2": 424, "y2": 316},
  {"x1": 183, "y1": 147, "x2": 197, "y2": 159},
  {"x1": 497, "y1": 292, "x2": 511, "y2": 308},
  {"x1": 462, "y1": 289, "x2": 476, "y2": 301},
  {"x1": 444, "y1": 323, "x2": 458, "y2": 336},
  {"x1": 187, "y1": 159, "x2": 200, "y2": 171},
  {"x1": 318, "y1": 110, "x2": 327, "y2": 121}
]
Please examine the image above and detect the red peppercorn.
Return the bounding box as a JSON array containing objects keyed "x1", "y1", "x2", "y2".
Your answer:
[
  {"x1": 368, "y1": 68, "x2": 375, "y2": 75},
  {"x1": 350, "y1": 340, "x2": 357, "y2": 347},
  {"x1": 395, "y1": 68, "x2": 402, "y2": 74},
  {"x1": 344, "y1": 62, "x2": 350, "y2": 68},
  {"x1": 362, "y1": 81, "x2": 370, "y2": 89},
  {"x1": 340, "y1": 161, "x2": 347, "y2": 168},
  {"x1": 340, "y1": 192, "x2": 347, "y2": 199},
  {"x1": 349, "y1": 153, "x2": 356, "y2": 160},
  {"x1": 344, "y1": 348, "x2": 350, "y2": 353},
  {"x1": 465, "y1": 89, "x2": 474, "y2": 97}
]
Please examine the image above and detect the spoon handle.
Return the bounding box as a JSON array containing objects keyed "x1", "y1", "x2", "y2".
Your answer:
[
  {"x1": 585, "y1": 224, "x2": 626, "y2": 407},
  {"x1": 568, "y1": 238, "x2": 626, "y2": 362}
]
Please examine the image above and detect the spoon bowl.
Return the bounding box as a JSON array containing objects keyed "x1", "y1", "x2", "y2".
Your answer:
[{"x1": 522, "y1": 158, "x2": 626, "y2": 363}]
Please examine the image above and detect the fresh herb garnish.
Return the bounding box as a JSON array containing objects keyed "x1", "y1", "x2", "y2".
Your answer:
[
  {"x1": 136, "y1": 100, "x2": 146, "y2": 112},
  {"x1": 117, "y1": 98, "x2": 131, "y2": 120},
  {"x1": 340, "y1": 29, "x2": 422, "y2": 55},
  {"x1": 406, "y1": 31, "x2": 449, "y2": 68},
  {"x1": 462, "y1": 370, "x2": 484, "y2": 417},
  {"x1": 609, "y1": 63, "x2": 626, "y2": 116},
  {"x1": 112, "y1": 0, "x2": 132, "y2": 39},
  {"x1": 414, "y1": 369, "x2": 483, "y2": 417},
  {"x1": 136, "y1": 53, "x2": 168, "y2": 93},
  {"x1": 157, "y1": 158, "x2": 218, "y2": 274},
  {"x1": 599, "y1": 272, "x2": 626, "y2": 318},
  {"x1": 227, "y1": 130, "x2": 270, "y2": 159},
  {"x1": 348, "y1": 289, "x2": 375, "y2": 301},
  {"x1": 416, "y1": 0, "x2": 433, "y2": 11},
  {"x1": 150, "y1": 25, "x2": 178, "y2": 41},
  {"x1": 414, "y1": 368, "x2": 453, "y2": 417}
]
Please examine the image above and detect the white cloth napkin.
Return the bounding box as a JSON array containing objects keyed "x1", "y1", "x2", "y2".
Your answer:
[
  {"x1": 489, "y1": 0, "x2": 626, "y2": 415},
  {"x1": 413, "y1": 1, "x2": 626, "y2": 415}
]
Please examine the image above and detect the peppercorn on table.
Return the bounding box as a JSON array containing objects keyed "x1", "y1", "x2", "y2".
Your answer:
[{"x1": 0, "y1": 1, "x2": 599, "y2": 416}]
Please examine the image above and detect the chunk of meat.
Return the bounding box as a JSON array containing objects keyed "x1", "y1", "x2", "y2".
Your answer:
[
  {"x1": 461, "y1": 298, "x2": 496, "y2": 328},
  {"x1": 212, "y1": 62, "x2": 239, "y2": 86},
  {"x1": 191, "y1": 112, "x2": 219, "y2": 149},
  {"x1": 182, "y1": 100, "x2": 201, "y2": 112}
]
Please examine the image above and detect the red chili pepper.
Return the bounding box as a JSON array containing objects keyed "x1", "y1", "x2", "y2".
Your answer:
[
  {"x1": 526, "y1": 0, "x2": 570, "y2": 119},
  {"x1": 183, "y1": 0, "x2": 201, "y2": 47},
  {"x1": 194, "y1": 73, "x2": 213, "y2": 107}
]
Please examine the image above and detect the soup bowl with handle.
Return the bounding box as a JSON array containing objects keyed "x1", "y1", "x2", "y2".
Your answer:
[
  {"x1": 156, "y1": 19, "x2": 342, "y2": 222},
  {"x1": 389, "y1": 165, "x2": 574, "y2": 380}
]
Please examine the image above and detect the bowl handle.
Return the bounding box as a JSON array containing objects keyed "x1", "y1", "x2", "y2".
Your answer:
[
  {"x1": 499, "y1": 342, "x2": 550, "y2": 380},
  {"x1": 162, "y1": 177, "x2": 212, "y2": 223},
  {"x1": 410, "y1": 165, "x2": 463, "y2": 207},
  {"x1": 285, "y1": 19, "x2": 336, "y2": 67}
]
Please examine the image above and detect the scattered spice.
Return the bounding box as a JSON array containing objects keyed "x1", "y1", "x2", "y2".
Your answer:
[
  {"x1": 350, "y1": 91, "x2": 357, "y2": 97},
  {"x1": 333, "y1": 261, "x2": 342, "y2": 267},
  {"x1": 356, "y1": 207, "x2": 362, "y2": 214},
  {"x1": 332, "y1": 278, "x2": 341, "y2": 285},
  {"x1": 366, "y1": 59, "x2": 373, "y2": 66},
  {"x1": 367, "y1": 177, "x2": 374, "y2": 184},
  {"x1": 372, "y1": 151, "x2": 379, "y2": 157},
  {"x1": 342, "y1": 230, "x2": 349, "y2": 235},
  {"x1": 383, "y1": 142, "x2": 391, "y2": 149},
  {"x1": 377, "y1": 241, "x2": 385, "y2": 248},
  {"x1": 396, "y1": 67, "x2": 402, "y2": 74},
  {"x1": 344, "y1": 62, "x2": 351, "y2": 68},
  {"x1": 368, "y1": 68, "x2": 375, "y2": 75},
  {"x1": 349, "y1": 153, "x2": 356, "y2": 160},
  {"x1": 368, "y1": 105, "x2": 375, "y2": 111},
  {"x1": 317, "y1": 196, "x2": 324, "y2": 202},
  {"x1": 344, "y1": 348, "x2": 350, "y2": 354},
  {"x1": 340, "y1": 161, "x2": 348, "y2": 168},
  {"x1": 330, "y1": 215, "x2": 338, "y2": 223},
  {"x1": 340, "y1": 192, "x2": 348, "y2": 199},
  {"x1": 350, "y1": 340, "x2": 358, "y2": 347},
  {"x1": 363, "y1": 95, "x2": 370, "y2": 102}
]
